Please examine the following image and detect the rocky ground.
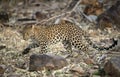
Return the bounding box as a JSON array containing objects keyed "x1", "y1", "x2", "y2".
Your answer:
[{"x1": 0, "y1": 0, "x2": 120, "y2": 77}]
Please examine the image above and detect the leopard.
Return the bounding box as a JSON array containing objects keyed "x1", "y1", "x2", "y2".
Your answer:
[{"x1": 21, "y1": 23, "x2": 117, "y2": 55}]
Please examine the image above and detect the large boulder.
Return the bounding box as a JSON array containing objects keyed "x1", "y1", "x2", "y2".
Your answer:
[
  {"x1": 29, "y1": 54, "x2": 68, "y2": 71},
  {"x1": 104, "y1": 56, "x2": 120, "y2": 77}
]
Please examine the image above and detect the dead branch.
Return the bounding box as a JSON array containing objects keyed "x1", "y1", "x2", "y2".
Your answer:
[
  {"x1": 64, "y1": 0, "x2": 80, "y2": 11},
  {"x1": 37, "y1": 0, "x2": 81, "y2": 24}
]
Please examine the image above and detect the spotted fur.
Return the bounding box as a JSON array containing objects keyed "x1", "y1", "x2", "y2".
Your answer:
[{"x1": 21, "y1": 23, "x2": 117, "y2": 54}]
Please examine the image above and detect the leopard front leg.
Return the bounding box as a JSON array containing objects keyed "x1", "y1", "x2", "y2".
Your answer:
[
  {"x1": 62, "y1": 40, "x2": 72, "y2": 53},
  {"x1": 22, "y1": 41, "x2": 48, "y2": 54},
  {"x1": 22, "y1": 42, "x2": 39, "y2": 54},
  {"x1": 62, "y1": 40, "x2": 77, "y2": 58}
]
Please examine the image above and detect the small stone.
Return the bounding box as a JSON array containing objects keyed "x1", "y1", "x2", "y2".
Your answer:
[
  {"x1": 104, "y1": 56, "x2": 120, "y2": 77},
  {"x1": 15, "y1": 59, "x2": 27, "y2": 69},
  {"x1": 0, "y1": 11, "x2": 9, "y2": 23},
  {"x1": 70, "y1": 64, "x2": 85, "y2": 74},
  {"x1": 29, "y1": 54, "x2": 68, "y2": 71},
  {"x1": 34, "y1": 11, "x2": 47, "y2": 20},
  {"x1": 0, "y1": 65, "x2": 6, "y2": 74},
  {"x1": 92, "y1": 65, "x2": 99, "y2": 69},
  {"x1": 84, "y1": 58, "x2": 95, "y2": 65}
]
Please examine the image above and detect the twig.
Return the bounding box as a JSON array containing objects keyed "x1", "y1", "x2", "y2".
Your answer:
[
  {"x1": 38, "y1": 12, "x2": 71, "y2": 24},
  {"x1": 70, "y1": 0, "x2": 81, "y2": 13},
  {"x1": 64, "y1": 0, "x2": 81, "y2": 12},
  {"x1": 37, "y1": 0, "x2": 82, "y2": 24}
]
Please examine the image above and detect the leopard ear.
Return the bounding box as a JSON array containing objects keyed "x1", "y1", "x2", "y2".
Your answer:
[{"x1": 18, "y1": 25, "x2": 33, "y2": 34}]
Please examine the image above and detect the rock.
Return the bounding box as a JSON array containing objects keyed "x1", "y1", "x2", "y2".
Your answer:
[
  {"x1": 0, "y1": 45, "x2": 6, "y2": 50},
  {"x1": 34, "y1": 11, "x2": 47, "y2": 21},
  {"x1": 97, "y1": 1, "x2": 120, "y2": 30},
  {"x1": 104, "y1": 56, "x2": 120, "y2": 77},
  {"x1": 7, "y1": 74, "x2": 21, "y2": 77},
  {"x1": 92, "y1": 75, "x2": 100, "y2": 77},
  {"x1": 29, "y1": 54, "x2": 68, "y2": 71},
  {"x1": 15, "y1": 59, "x2": 27, "y2": 69},
  {"x1": 70, "y1": 64, "x2": 85, "y2": 74},
  {"x1": 0, "y1": 11, "x2": 9, "y2": 23},
  {"x1": 92, "y1": 65, "x2": 99, "y2": 69},
  {"x1": 0, "y1": 74, "x2": 3, "y2": 77},
  {"x1": 0, "y1": 65, "x2": 6, "y2": 75},
  {"x1": 84, "y1": 58, "x2": 95, "y2": 65},
  {"x1": 83, "y1": 0, "x2": 103, "y2": 16}
]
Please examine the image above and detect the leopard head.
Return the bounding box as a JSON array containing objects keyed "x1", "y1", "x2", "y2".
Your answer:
[{"x1": 21, "y1": 25, "x2": 35, "y2": 40}]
